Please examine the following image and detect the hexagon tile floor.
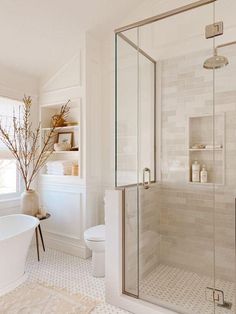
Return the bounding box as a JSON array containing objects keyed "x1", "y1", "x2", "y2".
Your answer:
[
  {"x1": 25, "y1": 247, "x2": 235, "y2": 314},
  {"x1": 26, "y1": 247, "x2": 129, "y2": 314}
]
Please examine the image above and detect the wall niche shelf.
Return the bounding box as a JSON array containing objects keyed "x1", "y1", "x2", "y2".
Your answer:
[
  {"x1": 50, "y1": 151, "x2": 79, "y2": 154},
  {"x1": 40, "y1": 100, "x2": 81, "y2": 178},
  {"x1": 188, "y1": 113, "x2": 225, "y2": 185},
  {"x1": 44, "y1": 151, "x2": 79, "y2": 157},
  {"x1": 41, "y1": 125, "x2": 79, "y2": 132},
  {"x1": 189, "y1": 148, "x2": 223, "y2": 152}
]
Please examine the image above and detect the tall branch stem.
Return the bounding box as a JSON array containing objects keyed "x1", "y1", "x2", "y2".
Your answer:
[{"x1": 0, "y1": 97, "x2": 70, "y2": 191}]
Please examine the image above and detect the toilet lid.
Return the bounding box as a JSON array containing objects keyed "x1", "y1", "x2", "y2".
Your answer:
[{"x1": 84, "y1": 225, "x2": 105, "y2": 242}]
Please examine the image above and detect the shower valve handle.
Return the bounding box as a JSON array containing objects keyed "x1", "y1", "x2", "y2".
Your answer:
[{"x1": 143, "y1": 167, "x2": 151, "y2": 189}]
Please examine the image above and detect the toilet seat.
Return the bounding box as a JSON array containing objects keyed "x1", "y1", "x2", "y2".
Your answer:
[{"x1": 84, "y1": 225, "x2": 105, "y2": 242}]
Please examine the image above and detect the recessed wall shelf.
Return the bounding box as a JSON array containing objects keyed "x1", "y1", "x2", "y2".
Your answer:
[
  {"x1": 45, "y1": 151, "x2": 79, "y2": 155},
  {"x1": 188, "y1": 181, "x2": 223, "y2": 186},
  {"x1": 40, "y1": 100, "x2": 81, "y2": 178},
  {"x1": 189, "y1": 148, "x2": 223, "y2": 152},
  {"x1": 41, "y1": 125, "x2": 79, "y2": 132},
  {"x1": 188, "y1": 113, "x2": 225, "y2": 185}
]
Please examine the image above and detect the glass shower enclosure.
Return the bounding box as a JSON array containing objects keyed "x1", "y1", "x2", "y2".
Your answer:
[{"x1": 115, "y1": 0, "x2": 236, "y2": 313}]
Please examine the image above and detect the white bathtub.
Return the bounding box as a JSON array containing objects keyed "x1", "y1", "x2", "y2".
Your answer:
[{"x1": 0, "y1": 214, "x2": 39, "y2": 296}]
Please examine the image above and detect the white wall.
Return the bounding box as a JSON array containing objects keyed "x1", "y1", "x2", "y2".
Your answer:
[{"x1": 0, "y1": 63, "x2": 38, "y2": 101}]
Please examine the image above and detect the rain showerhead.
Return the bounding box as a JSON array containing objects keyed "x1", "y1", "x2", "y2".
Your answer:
[
  {"x1": 203, "y1": 40, "x2": 236, "y2": 70},
  {"x1": 203, "y1": 50, "x2": 229, "y2": 70}
]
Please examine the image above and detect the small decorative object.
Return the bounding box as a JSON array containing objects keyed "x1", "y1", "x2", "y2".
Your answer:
[
  {"x1": 72, "y1": 163, "x2": 79, "y2": 176},
  {"x1": 36, "y1": 207, "x2": 47, "y2": 219},
  {"x1": 70, "y1": 146, "x2": 79, "y2": 151},
  {"x1": 192, "y1": 160, "x2": 200, "y2": 182},
  {"x1": 36, "y1": 213, "x2": 44, "y2": 219},
  {"x1": 200, "y1": 165, "x2": 208, "y2": 183},
  {"x1": 191, "y1": 144, "x2": 205, "y2": 149},
  {"x1": 54, "y1": 143, "x2": 71, "y2": 151},
  {"x1": 51, "y1": 114, "x2": 67, "y2": 127},
  {"x1": 57, "y1": 132, "x2": 73, "y2": 148},
  {"x1": 63, "y1": 121, "x2": 78, "y2": 126},
  {"x1": 0, "y1": 96, "x2": 70, "y2": 216}
]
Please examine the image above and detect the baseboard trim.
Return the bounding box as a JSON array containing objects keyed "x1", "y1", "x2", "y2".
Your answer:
[{"x1": 43, "y1": 231, "x2": 91, "y2": 259}]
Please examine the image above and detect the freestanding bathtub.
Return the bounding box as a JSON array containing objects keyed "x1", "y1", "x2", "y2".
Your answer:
[{"x1": 0, "y1": 214, "x2": 39, "y2": 296}]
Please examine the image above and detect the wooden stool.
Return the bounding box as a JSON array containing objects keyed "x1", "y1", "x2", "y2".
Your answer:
[{"x1": 35, "y1": 213, "x2": 51, "y2": 261}]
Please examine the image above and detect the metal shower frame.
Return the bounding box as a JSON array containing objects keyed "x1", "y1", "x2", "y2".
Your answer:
[{"x1": 115, "y1": 0, "x2": 217, "y2": 34}]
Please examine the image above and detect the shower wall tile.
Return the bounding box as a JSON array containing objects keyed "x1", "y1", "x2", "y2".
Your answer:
[
  {"x1": 159, "y1": 47, "x2": 236, "y2": 281},
  {"x1": 139, "y1": 184, "x2": 161, "y2": 279},
  {"x1": 123, "y1": 183, "x2": 161, "y2": 293}
]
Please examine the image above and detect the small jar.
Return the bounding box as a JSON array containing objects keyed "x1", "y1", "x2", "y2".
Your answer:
[{"x1": 72, "y1": 164, "x2": 79, "y2": 176}]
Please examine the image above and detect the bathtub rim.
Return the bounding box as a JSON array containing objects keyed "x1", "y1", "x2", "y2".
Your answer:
[{"x1": 0, "y1": 214, "x2": 39, "y2": 242}]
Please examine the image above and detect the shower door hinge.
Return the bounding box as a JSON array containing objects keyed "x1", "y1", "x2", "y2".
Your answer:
[
  {"x1": 205, "y1": 287, "x2": 232, "y2": 309},
  {"x1": 205, "y1": 21, "x2": 223, "y2": 39}
]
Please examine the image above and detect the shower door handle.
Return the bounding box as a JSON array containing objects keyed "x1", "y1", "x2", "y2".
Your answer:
[{"x1": 143, "y1": 167, "x2": 151, "y2": 189}]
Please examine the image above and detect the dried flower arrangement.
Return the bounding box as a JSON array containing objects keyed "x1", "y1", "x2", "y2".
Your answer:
[{"x1": 0, "y1": 96, "x2": 70, "y2": 191}]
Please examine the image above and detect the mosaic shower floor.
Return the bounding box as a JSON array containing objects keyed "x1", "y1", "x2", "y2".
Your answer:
[
  {"x1": 26, "y1": 247, "x2": 129, "y2": 314},
  {"x1": 25, "y1": 248, "x2": 235, "y2": 314},
  {"x1": 140, "y1": 264, "x2": 235, "y2": 314}
]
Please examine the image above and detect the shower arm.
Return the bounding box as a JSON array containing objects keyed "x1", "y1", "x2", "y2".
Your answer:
[{"x1": 215, "y1": 40, "x2": 236, "y2": 54}]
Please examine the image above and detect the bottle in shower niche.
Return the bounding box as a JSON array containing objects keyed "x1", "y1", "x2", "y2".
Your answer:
[
  {"x1": 200, "y1": 165, "x2": 208, "y2": 183},
  {"x1": 192, "y1": 161, "x2": 200, "y2": 182}
]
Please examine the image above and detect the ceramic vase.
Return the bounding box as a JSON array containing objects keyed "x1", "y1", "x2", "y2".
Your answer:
[{"x1": 20, "y1": 189, "x2": 39, "y2": 216}]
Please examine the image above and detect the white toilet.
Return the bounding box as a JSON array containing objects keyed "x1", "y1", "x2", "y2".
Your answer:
[{"x1": 84, "y1": 224, "x2": 105, "y2": 277}]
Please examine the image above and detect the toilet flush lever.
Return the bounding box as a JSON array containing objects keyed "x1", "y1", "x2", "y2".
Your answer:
[{"x1": 143, "y1": 167, "x2": 151, "y2": 189}]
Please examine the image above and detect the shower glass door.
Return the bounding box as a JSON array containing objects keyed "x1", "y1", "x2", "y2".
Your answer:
[{"x1": 137, "y1": 6, "x2": 215, "y2": 313}]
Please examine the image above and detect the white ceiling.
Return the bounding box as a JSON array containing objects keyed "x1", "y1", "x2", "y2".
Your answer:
[
  {"x1": 1, "y1": 0, "x2": 235, "y2": 81},
  {"x1": 0, "y1": 0, "x2": 143, "y2": 80}
]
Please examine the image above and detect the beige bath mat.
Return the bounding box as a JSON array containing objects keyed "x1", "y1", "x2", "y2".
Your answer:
[{"x1": 0, "y1": 282, "x2": 99, "y2": 313}]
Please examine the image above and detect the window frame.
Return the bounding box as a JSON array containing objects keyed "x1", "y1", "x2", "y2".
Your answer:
[{"x1": 0, "y1": 96, "x2": 23, "y2": 200}]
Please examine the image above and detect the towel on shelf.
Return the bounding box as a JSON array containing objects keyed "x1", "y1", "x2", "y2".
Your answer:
[
  {"x1": 46, "y1": 160, "x2": 77, "y2": 175},
  {"x1": 46, "y1": 160, "x2": 74, "y2": 167},
  {"x1": 46, "y1": 168, "x2": 72, "y2": 175}
]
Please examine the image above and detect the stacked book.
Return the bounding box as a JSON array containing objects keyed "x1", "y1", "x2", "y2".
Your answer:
[{"x1": 46, "y1": 160, "x2": 75, "y2": 175}]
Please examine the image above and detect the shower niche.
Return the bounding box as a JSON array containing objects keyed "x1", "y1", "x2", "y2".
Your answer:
[{"x1": 188, "y1": 113, "x2": 225, "y2": 185}]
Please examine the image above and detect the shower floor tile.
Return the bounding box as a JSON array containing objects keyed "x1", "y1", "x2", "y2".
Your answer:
[
  {"x1": 25, "y1": 247, "x2": 129, "y2": 314},
  {"x1": 140, "y1": 264, "x2": 235, "y2": 314}
]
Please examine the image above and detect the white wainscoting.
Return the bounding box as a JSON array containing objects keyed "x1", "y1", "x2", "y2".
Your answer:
[
  {"x1": 39, "y1": 179, "x2": 90, "y2": 259},
  {"x1": 0, "y1": 198, "x2": 21, "y2": 216}
]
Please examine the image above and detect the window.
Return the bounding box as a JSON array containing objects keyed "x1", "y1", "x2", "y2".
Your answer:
[{"x1": 0, "y1": 96, "x2": 22, "y2": 199}]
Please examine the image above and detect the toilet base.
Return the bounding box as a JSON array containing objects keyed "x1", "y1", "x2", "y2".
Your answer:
[{"x1": 92, "y1": 251, "x2": 105, "y2": 277}]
